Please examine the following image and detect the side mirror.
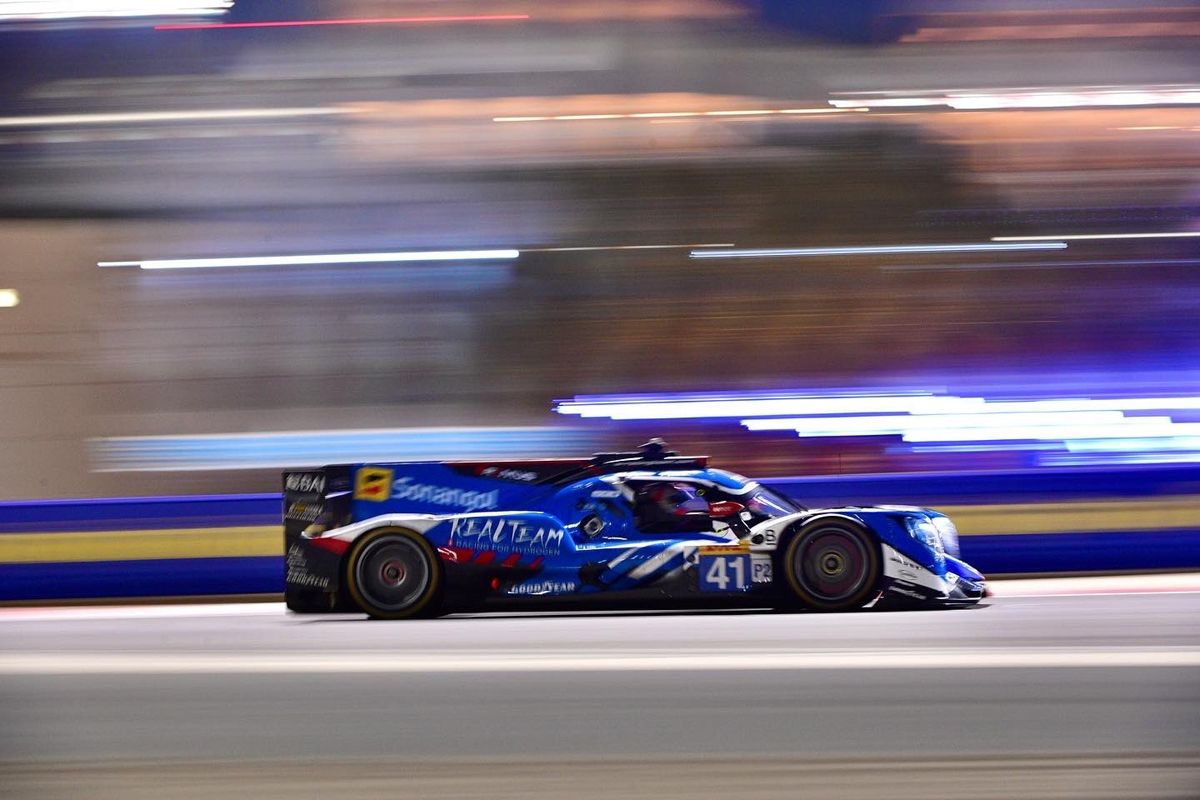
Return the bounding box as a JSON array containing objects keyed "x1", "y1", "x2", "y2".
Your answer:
[{"x1": 707, "y1": 501, "x2": 745, "y2": 519}]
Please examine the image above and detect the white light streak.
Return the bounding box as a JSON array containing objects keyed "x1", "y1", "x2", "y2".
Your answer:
[
  {"x1": 1065, "y1": 436, "x2": 1200, "y2": 454},
  {"x1": 628, "y1": 111, "x2": 698, "y2": 119},
  {"x1": 903, "y1": 419, "x2": 1191, "y2": 443},
  {"x1": 829, "y1": 97, "x2": 942, "y2": 109},
  {"x1": 98, "y1": 250, "x2": 520, "y2": 270},
  {"x1": 780, "y1": 107, "x2": 870, "y2": 114},
  {"x1": 938, "y1": 398, "x2": 1200, "y2": 414},
  {"x1": 743, "y1": 411, "x2": 1130, "y2": 437},
  {"x1": 0, "y1": 107, "x2": 355, "y2": 128},
  {"x1": 992, "y1": 232, "x2": 1200, "y2": 242},
  {"x1": 557, "y1": 395, "x2": 989, "y2": 421},
  {"x1": 689, "y1": 242, "x2": 1066, "y2": 259},
  {"x1": 698, "y1": 109, "x2": 774, "y2": 117},
  {"x1": 493, "y1": 108, "x2": 863, "y2": 123},
  {"x1": 1041, "y1": 452, "x2": 1200, "y2": 467},
  {"x1": 528, "y1": 243, "x2": 734, "y2": 253},
  {"x1": 0, "y1": 1, "x2": 230, "y2": 21},
  {"x1": 0, "y1": 289, "x2": 18, "y2": 308},
  {"x1": 830, "y1": 86, "x2": 1200, "y2": 112},
  {"x1": 559, "y1": 389, "x2": 1200, "y2": 463}
]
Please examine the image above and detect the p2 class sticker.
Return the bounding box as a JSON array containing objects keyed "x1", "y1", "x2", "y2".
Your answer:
[{"x1": 750, "y1": 554, "x2": 773, "y2": 584}]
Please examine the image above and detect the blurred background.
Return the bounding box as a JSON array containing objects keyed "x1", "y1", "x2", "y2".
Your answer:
[
  {"x1": 2, "y1": 7, "x2": 1200, "y2": 799},
  {"x1": 0, "y1": 0, "x2": 1198, "y2": 499}
]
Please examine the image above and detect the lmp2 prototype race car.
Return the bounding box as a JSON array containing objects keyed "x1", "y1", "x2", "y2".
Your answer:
[{"x1": 283, "y1": 441, "x2": 987, "y2": 618}]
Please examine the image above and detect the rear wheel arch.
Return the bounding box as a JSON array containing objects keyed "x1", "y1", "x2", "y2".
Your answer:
[{"x1": 343, "y1": 526, "x2": 444, "y2": 619}]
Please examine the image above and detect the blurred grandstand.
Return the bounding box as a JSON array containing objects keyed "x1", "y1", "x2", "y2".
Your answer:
[{"x1": 0, "y1": 0, "x2": 1196, "y2": 497}]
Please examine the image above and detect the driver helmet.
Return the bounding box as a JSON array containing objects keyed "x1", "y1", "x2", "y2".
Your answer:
[{"x1": 636, "y1": 482, "x2": 711, "y2": 532}]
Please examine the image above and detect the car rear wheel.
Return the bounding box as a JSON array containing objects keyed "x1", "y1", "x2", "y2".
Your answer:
[
  {"x1": 345, "y1": 528, "x2": 442, "y2": 619},
  {"x1": 780, "y1": 521, "x2": 880, "y2": 612}
]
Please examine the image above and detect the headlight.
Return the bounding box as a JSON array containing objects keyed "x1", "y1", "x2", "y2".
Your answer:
[
  {"x1": 931, "y1": 516, "x2": 960, "y2": 557},
  {"x1": 905, "y1": 516, "x2": 944, "y2": 556}
]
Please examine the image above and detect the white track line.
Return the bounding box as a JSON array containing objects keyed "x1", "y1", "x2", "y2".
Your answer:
[
  {"x1": 1, "y1": 649, "x2": 1198, "y2": 675},
  {"x1": 991, "y1": 573, "x2": 1200, "y2": 597},
  {"x1": 0, "y1": 603, "x2": 285, "y2": 622},
  {"x1": 1, "y1": 575, "x2": 1197, "y2": 623}
]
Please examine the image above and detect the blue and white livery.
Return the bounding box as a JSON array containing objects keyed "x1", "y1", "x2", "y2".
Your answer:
[{"x1": 283, "y1": 441, "x2": 987, "y2": 618}]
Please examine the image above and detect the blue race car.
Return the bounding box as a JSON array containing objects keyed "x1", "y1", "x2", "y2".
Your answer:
[{"x1": 283, "y1": 440, "x2": 986, "y2": 618}]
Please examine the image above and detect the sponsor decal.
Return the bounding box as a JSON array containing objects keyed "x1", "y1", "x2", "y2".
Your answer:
[
  {"x1": 750, "y1": 529, "x2": 779, "y2": 546},
  {"x1": 506, "y1": 579, "x2": 579, "y2": 596},
  {"x1": 450, "y1": 516, "x2": 564, "y2": 555},
  {"x1": 698, "y1": 544, "x2": 750, "y2": 556},
  {"x1": 480, "y1": 466, "x2": 539, "y2": 482},
  {"x1": 285, "y1": 544, "x2": 331, "y2": 590},
  {"x1": 888, "y1": 552, "x2": 922, "y2": 570},
  {"x1": 590, "y1": 489, "x2": 621, "y2": 499},
  {"x1": 699, "y1": 553, "x2": 752, "y2": 592},
  {"x1": 391, "y1": 476, "x2": 499, "y2": 511},
  {"x1": 286, "y1": 472, "x2": 325, "y2": 494},
  {"x1": 285, "y1": 500, "x2": 322, "y2": 523},
  {"x1": 751, "y1": 553, "x2": 773, "y2": 583},
  {"x1": 354, "y1": 467, "x2": 394, "y2": 501},
  {"x1": 888, "y1": 585, "x2": 927, "y2": 600}
]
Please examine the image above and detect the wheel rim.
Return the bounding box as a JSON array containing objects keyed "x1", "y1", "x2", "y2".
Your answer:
[
  {"x1": 354, "y1": 537, "x2": 431, "y2": 611},
  {"x1": 794, "y1": 528, "x2": 870, "y2": 602}
]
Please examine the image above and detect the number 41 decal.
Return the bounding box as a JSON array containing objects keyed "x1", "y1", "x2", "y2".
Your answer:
[{"x1": 699, "y1": 555, "x2": 751, "y2": 592}]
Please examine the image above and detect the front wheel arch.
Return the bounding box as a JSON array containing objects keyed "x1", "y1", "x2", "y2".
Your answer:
[{"x1": 775, "y1": 517, "x2": 882, "y2": 612}]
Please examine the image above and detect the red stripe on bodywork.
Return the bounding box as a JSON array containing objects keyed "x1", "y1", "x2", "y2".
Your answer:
[
  {"x1": 529, "y1": 557, "x2": 544, "y2": 569},
  {"x1": 309, "y1": 537, "x2": 349, "y2": 555},
  {"x1": 473, "y1": 551, "x2": 496, "y2": 566},
  {"x1": 501, "y1": 553, "x2": 521, "y2": 568},
  {"x1": 437, "y1": 546, "x2": 475, "y2": 563}
]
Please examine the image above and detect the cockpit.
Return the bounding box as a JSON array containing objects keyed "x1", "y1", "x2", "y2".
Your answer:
[{"x1": 626, "y1": 478, "x2": 802, "y2": 535}]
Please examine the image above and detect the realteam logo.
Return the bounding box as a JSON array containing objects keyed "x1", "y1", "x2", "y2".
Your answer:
[{"x1": 354, "y1": 467, "x2": 394, "y2": 502}]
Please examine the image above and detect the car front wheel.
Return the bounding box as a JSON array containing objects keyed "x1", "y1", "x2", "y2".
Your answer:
[{"x1": 779, "y1": 521, "x2": 880, "y2": 612}]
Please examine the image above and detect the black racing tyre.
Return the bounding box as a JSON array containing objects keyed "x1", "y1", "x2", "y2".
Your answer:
[
  {"x1": 344, "y1": 527, "x2": 442, "y2": 619},
  {"x1": 780, "y1": 520, "x2": 880, "y2": 612}
]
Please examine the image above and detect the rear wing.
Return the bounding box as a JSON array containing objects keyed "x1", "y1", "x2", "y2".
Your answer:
[
  {"x1": 538, "y1": 440, "x2": 708, "y2": 486},
  {"x1": 282, "y1": 466, "x2": 353, "y2": 544}
]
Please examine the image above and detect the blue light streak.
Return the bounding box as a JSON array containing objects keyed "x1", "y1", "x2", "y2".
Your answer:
[
  {"x1": 92, "y1": 427, "x2": 598, "y2": 471},
  {"x1": 553, "y1": 387, "x2": 1200, "y2": 467},
  {"x1": 689, "y1": 242, "x2": 1067, "y2": 259}
]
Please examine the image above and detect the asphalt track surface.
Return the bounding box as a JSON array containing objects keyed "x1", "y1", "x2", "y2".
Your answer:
[{"x1": 2, "y1": 579, "x2": 1199, "y2": 799}]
